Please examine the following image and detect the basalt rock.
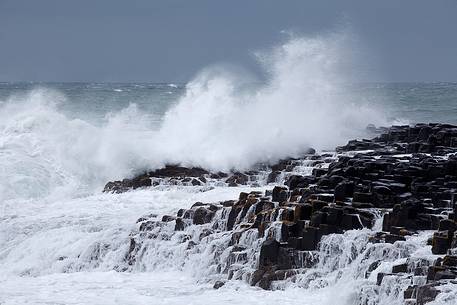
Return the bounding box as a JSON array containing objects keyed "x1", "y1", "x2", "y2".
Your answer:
[
  {"x1": 113, "y1": 123, "x2": 457, "y2": 302},
  {"x1": 104, "y1": 173, "x2": 152, "y2": 193},
  {"x1": 213, "y1": 281, "x2": 225, "y2": 289},
  {"x1": 193, "y1": 206, "x2": 216, "y2": 225},
  {"x1": 334, "y1": 181, "x2": 354, "y2": 201},
  {"x1": 149, "y1": 165, "x2": 209, "y2": 178},
  {"x1": 103, "y1": 165, "x2": 261, "y2": 192},
  {"x1": 272, "y1": 186, "x2": 288, "y2": 203},
  {"x1": 226, "y1": 172, "x2": 249, "y2": 186},
  {"x1": 103, "y1": 165, "x2": 209, "y2": 193},
  {"x1": 339, "y1": 123, "x2": 457, "y2": 154},
  {"x1": 415, "y1": 283, "x2": 443, "y2": 305}
]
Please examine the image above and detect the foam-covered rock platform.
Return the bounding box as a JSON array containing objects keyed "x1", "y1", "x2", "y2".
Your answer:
[{"x1": 105, "y1": 123, "x2": 457, "y2": 304}]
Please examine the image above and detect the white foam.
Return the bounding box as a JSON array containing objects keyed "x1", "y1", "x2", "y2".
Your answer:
[
  {"x1": 0, "y1": 185, "x2": 262, "y2": 276},
  {"x1": 0, "y1": 271, "x2": 328, "y2": 305},
  {"x1": 0, "y1": 89, "x2": 160, "y2": 201},
  {"x1": 1, "y1": 32, "x2": 436, "y2": 305},
  {"x1": 0, "y1": 32, "x2": 386, "y2": 201},
  {"x1": 157, "y1": 32, "x2": 386, "y2": 171}
]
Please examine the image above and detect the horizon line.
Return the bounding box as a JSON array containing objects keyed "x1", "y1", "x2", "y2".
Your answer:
[{"x1": 1, "y1": 80, "x2": 457, "y2": 85}]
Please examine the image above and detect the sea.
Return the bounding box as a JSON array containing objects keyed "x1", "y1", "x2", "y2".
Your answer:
[{"x1": 1, "y1": 36, "x2": 457, "y2": 305}]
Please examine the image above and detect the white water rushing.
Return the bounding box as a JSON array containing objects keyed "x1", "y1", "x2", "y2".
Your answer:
[
  {"x1": 2, "y1": 33, "x2": 452, "y2": 305},
  {"x1": 0, "y1": 32, "x2": 385, "y2": 200}
]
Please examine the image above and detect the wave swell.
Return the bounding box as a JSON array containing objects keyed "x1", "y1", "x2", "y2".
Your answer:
[{"x1": 0, "y1": 32, "x2": 385, "y2": 200}]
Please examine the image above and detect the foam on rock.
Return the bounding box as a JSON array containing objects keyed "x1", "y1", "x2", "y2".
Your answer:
[{"x1": 107, "y1": 123, "x2": 457, "y2": 304}]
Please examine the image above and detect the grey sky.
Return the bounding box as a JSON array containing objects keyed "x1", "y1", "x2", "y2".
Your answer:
[{"x1": 0, "y1": 0, "x2": 456, "y2": 82}]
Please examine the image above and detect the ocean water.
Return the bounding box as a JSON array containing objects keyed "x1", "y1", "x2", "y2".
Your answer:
[{"x1": 1, "y1": 35, "x2": 457, "y2": 305}]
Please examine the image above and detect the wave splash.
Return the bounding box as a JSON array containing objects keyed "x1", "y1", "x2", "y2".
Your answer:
[
  {"x1": 0, "y1": 32, "x2": 386, "y2": 200},
  {"x1": 0, "y1": 89, "x2": 156, "y2": 201},
  {"x1": 159, "y1": 32, "x2": 385, "y2": 170}
]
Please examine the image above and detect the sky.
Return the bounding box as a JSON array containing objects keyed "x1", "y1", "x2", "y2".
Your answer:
[{"x1": 0, "y1": 0, "x2": 456, "y2": 83}]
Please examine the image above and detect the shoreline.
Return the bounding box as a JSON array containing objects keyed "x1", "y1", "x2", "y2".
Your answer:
[{"x1": 104, "y1": 123, "x2": 457, "y2": 304}]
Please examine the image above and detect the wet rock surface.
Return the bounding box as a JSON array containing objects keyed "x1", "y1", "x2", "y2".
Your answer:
[
  {"x1": 103, "y1": 165, "x2": 211, "y2": 193},
  {"x1": 110, "y1": 123, "x2": 457, "y2": 304},
  {"x1": 103, "y1": 153, "x2": 320, "y2": 193}
]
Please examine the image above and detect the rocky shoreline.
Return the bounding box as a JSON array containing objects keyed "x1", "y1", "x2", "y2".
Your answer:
[{"x1": 104, "y1": 123, "x2": 457, "y2": 305}]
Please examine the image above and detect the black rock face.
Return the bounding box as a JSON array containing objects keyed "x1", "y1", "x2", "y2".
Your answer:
[
  {"x1": 259, "y1": 239, "x2": 280, "y2": 267},
  {"x1": 110, "y1": 123, "x2": 457, "y2": 303},
  {"x1": 103, "y1": 165, "x2": 209, "y2": 193}
]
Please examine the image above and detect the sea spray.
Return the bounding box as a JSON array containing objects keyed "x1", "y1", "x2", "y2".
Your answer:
[
  {"x1": 0, "y1": 89, "x2": 157, "y2": 200},
  {"x1": 0, "y1": 33, "x2": 385, "y2": 202},
  {"x1": 157, "y1": 32, "x2": 386, "y2": 171},
  {"x1": 123, "y1": 206, "x2": 435, "y2": 305}
]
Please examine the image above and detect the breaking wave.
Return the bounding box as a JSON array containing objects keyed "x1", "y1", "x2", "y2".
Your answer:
[{"x1": 0, "y1": 32, "x2": 386, "y2": 200}]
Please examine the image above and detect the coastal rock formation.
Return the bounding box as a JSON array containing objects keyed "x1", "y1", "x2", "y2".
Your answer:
[
  {"x1": 107, "y1": 123, "x2": 457, "y2": 304},
  {"x1": 103, "y1": 165, "x2": 210, "y2": 192}
]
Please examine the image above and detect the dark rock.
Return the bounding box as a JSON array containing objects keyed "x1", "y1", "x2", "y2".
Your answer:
[
  {"x1": 312, "y1": 168, "x2": 328, "y2": 177},
  {"x1": 259, "y1": 239, "x2": 280, "y2": 268},
  {"x1": 383, "y1": 199, "x2": 434, "y2": 232},
  {"x1": 125, "y1": 238, "x2": 138, "y2": 265},
  {"x1": 372, "y1": 185, "x2": 395, "y2": 208},
  {"x1": 103, "y1": 173, "x2": 151, "y2": 193},
  {"x1": 213, "y1": 281, "x2": 225, "y2": 289},
  {"x1": 227, "y1": 206, "x2": 241, "y2": 230},
  {"x1": 434, "y1": 270, "x2": 457, "y2": 281},
  {"x1": 149, "y1": 165, "x2": 209, "y2": 178},
  {"x1": 351, "y1": 202, "x2": 374, "y2": 209},
  {"x1": 334, "y1": 181, "x2": 354, "y2": 201},
  {"x1": 311, "y1": 200, "x2": 328, "y2": 212},
  {"x1": 442, "y1": 255, "x2": 457, "y2": 267},
  {"x1": 439, "y1": 219, "x2": 457, "y2": 232},
  {"x1": 285, "y1": 175, "x2": 316, "y2": 190},
  {"x1": 191, "y1": 178, "x2": 202, "y2": 186},
  {"x1": 294, "y1": 204, "x2": 313, "y2": 220},
  {"x1": 272, "y1": 186, "x2": 288, "y2": 203},
  {"x1": 365, "y1": 261, "x2": 381, "y2": 278},
  {"x1": 267, "y1": 171, "x2": 281, "y2": 183},
  {"x1": 111, "y1": 122, "x2": 457, "y2": 300},
  {"x1": 404, "y1": 285, "x2": 416, "y2": 299},
  {"x1": 376, "y1": 272, "x2": 388, "y2": 285},
  {"x1": 193, "y1": 207, "x2": 215, "y2": 225},
  {"x1": 301, "y1": 227, "x2": 320, "y2": 251},
  {"x1": 161, "y1": 215, "x2": 175, "y2": 222},
  {"x1": 257, "y1": 240, "x2": 292, "y2": 271},
  {"x1": 177, "y1": 209, "x2": 185, "y2": 217},
  {"x1": 174, "y1": 218, "x2": 186, "y2": 231},
  {"x1": 326, "y1": 207, "x2": 344, "y2": 226},
  {"x1": 392, "y1": 263, "x2": 408, "y2": 273},
  {"x1": 139, "y1": 220, "x2": 160, "y2": 232},
  {"x1": 310, "y1": 212, "x2": 327, "y2": 227},
  {"x1": 129, "y1": 174, "x2": 152, "y2": 189},
  {"x1": 341, "y1": 214, "x2": 363, "y2": 230},
  {"x1": 226, "y1": 172, "x2": 249, "y2": 186},
  {"x1": 384, "y1": 234, "x2": 406, "y2": 244},
  {"x1": 353, "y1": 192, "x2": 372, "y2": 203},
  {"x1": 316, "y1": 194, "x2": 334, "y2": 203},
  {"x1": 432, "y1": 231, "x2": 451, "y2": 254},
  {"x1": 186, "y1": 240, "x2": 197, "y2": 249},
  {"x1": 416, "y1": 284, "x2": 440, "y2": 305}
]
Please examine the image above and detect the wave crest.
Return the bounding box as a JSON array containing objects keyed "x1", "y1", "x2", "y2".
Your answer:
[
  {"x1": 0, "y1": 32, "x2": 386, "y2": 200},
  {"x1": 157, "y1": 32, "x2": 385, "y2": 170}
]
